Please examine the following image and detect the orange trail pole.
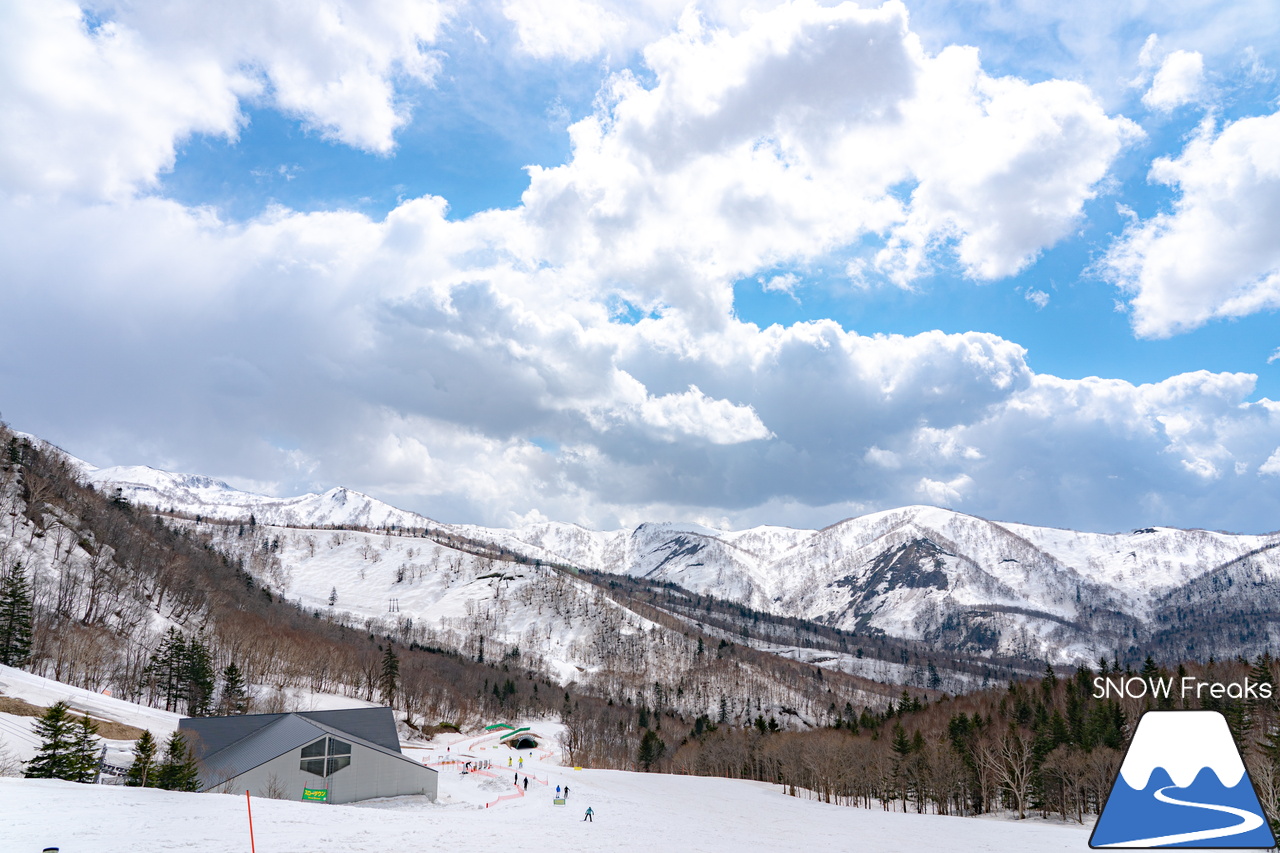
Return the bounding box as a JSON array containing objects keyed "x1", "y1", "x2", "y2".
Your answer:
[{"x1": 246, "y1": 790, "x2": 256, "y2": 853}]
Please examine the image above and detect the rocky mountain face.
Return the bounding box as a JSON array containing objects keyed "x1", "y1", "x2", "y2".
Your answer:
[{"x1": 461, "y1": 508, "x2": 1280, "y2": 665}]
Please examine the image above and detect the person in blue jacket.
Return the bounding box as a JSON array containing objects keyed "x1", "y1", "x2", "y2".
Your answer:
[{"x1": 583, "y1": 806, "x2": 594, "y2": 822}]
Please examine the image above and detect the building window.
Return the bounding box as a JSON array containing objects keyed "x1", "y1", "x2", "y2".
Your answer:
[{"x1": 300, "y1": 737, "x2": 352, "y2": 776}]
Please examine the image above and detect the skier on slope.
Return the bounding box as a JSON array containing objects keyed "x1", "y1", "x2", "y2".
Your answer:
[
  {"x1": 583, "y1": 806, "x2": 594, "y2": 822},
  {"x1": 523, "y1": 777, "x2": 529, "y2": 791},
  {"x1": 564, "y1": 785, "x2": 569, "y2": 799}
]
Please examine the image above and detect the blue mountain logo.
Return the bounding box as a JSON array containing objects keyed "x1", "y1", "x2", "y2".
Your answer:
[{"x1": 1091, "y1": 710, "x2": 1276, "y2": 848}]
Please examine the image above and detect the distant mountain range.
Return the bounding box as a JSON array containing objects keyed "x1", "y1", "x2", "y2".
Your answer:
[{"x1": 84, "y1": 459, "x2": 1280, "y2": 665}]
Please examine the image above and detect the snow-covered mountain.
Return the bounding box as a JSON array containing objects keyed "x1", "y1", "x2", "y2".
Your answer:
[
  {"x1": 85, "y1": 465, "x2": 433, "y2": 531},
  {"x1": 463, "y1": 506, "x2": 1280, "y2": 662},
  {"x1": 84, "y1": 463, "x2": 1280, "y2": 664}
]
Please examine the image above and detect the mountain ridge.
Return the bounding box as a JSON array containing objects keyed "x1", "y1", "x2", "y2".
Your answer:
[{"x1": 82, "y1": 459, "x2": 1280, "y2": 664}]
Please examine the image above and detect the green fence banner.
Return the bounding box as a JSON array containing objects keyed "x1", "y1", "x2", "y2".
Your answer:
[{"x1": 302, "y1": 787, "x2": 328, "y2": 802}]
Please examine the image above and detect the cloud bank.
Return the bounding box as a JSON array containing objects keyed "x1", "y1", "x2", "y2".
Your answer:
[{"x1": 1, "y1": 0, "x2": 1278, "y2": 534}]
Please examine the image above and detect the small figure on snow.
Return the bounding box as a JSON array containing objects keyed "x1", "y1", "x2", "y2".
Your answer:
[
  {"x1": 564, "y1": 785, "x2": 569, "y2": 798},
  {"x1": 556, "y1": 785, "x2": 561, "y2": 796},
  {"x1": 508, "y1": 757, "x2": 512, "y2": 767},
  {"x1": 519, "y1": 757, "x2": 523, "y2": 768},
  {"x1": 583, "y1": 806, "x2": 594, "y2": 822},
  {"x1": 523, "y1": 777, "x2": 529, "y2": 791}
]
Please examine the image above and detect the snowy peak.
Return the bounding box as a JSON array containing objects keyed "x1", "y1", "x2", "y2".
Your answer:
[
  {"x1": 87, "y1": 466, "x2": 439, "y2": 531},
  {"x1": 89, "y1": 465, "x2": 251, "y2": 501}
]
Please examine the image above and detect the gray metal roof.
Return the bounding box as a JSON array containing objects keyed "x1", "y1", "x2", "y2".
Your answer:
[
  {"x1": 182, "y1": 706, "x2": 401, "y2": 763},
  {"x1": 180, "y1": 706, "x2": 427, "y2": 792},
  {"x1": 196, "y1": 714, "x2": 325, "y2": 786},
  {"x1": 298, "y1": 707, "x2": 400, "y2": 752}
]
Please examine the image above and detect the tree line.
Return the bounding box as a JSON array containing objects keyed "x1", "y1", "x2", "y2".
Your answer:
[{"x1": 564, "y1": 653, "x2": 1280, "y2": 831}]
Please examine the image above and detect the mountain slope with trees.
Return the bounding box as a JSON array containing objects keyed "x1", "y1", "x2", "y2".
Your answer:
[{"x1": 87, "y1": 455, "x2": 1280, "y2": 666}]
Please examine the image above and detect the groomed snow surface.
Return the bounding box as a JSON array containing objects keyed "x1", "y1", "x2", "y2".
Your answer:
[{"x1": 3, "y1": 768, "x2": 1093, "y2": 853}]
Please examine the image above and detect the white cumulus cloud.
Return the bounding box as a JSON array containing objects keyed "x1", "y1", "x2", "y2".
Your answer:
[
  {"x1": 917, "y1": 475, "x2": 973, "y2": 506},
  {"x1": 0, "y1": 0, "x2": 446, "y2": 200},
  {"x1": 516, "y1": 0, "x2": 1139, "y2": 323},
  {"x1": 3, "y1": 0, "x2": 1278, "y2": 534},
  {"x1": 1142, "y1": 49, "x2": 1206, "y2": 111},
  {"x1": 634, "y1": 385, "x2": 773, "y2": 444},
  {"x1": 1102, "y1": 110, "x2": 1280, "y2": 337}
]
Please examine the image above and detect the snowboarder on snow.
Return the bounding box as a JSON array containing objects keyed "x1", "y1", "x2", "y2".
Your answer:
[
  {"x1": 564, "y1": 785, "x2": 569, "y2": 798},
  {"x1": 583, "y1": 806, "x2": 594, "y2": 822},
  {"x1": 523, "y1": 777, "x2": 529, "y2": 791}
]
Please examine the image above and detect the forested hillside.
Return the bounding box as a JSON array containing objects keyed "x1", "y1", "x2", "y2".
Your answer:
[
  {"x1": 0, "y1": 423, "x2": 912, "y2": 753},
  {"x1": 0, "y1": 424, "x2": 569, "y2": 728},
  {"x1": 654, "y1": 656, "x2": 1280, "y2": 829}
]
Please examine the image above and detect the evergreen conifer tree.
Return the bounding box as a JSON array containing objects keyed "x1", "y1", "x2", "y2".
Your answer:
[
  {"x1": 379, "y1": 645, "x2": 399, "y2": 706},
  {"x1": 891, "y1": 722, "x2": 913, "y2": 758},
  {"x1": 125, "y1": 730, "x2": 158, "y2": 787},
  {"x1": 24, "y1": 701, "x2": 79, "y2": 780},
  {"x1": 183, "y1": 636, "x2": 216, "y2": 717},
  {"x1": 146, "y1": 630, "x2": 218, "y2": 715},
  {"x1": 638, "y1": 729, "x2": 665, "y2": 771},
  {"x1": 217, "y1": 662, "x2": 248, "y2": 715},
  {"x1": 0, "y1": 560, "x2": 34, "y2": 667},
  {"x1": 146, "y1": 628, "x2": 187, "y2": 711},
  {"x1": 156, "y1": 731, "x2": 200, "y2": 792},
  {"x1": 69, "y1": 715, "x2": 100, "y2": 783},
  {"x1": 4, "y1": 435, "x2": 23, "y2": 466}
]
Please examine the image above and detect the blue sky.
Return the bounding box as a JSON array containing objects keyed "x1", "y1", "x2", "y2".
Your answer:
[{"x1": 2, "y1": 0, "x2": 1279, "y2": 533}]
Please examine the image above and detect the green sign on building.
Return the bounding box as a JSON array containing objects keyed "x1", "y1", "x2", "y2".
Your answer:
[{"x1": 302, "y1": 787, "x2": 328, "y2": 802}]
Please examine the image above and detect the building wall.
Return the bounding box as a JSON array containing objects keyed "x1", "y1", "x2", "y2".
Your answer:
[{"x1": 213, "y1": 742, "x2": 437, "y2": 804}]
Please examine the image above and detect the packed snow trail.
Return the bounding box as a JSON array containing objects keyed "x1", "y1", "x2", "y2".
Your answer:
[{"x1": 2, "y1": 772, "x2": 1094, "y2": 853}]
